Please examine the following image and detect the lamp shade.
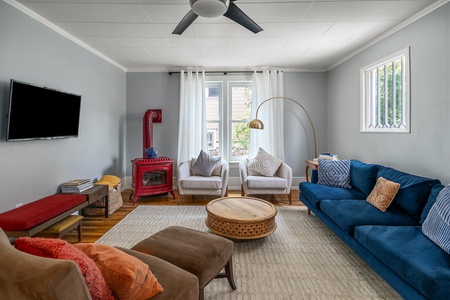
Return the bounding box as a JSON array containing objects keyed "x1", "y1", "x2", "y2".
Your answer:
[{"x1": 248, "y1": 119, "x2": 264, "y2": 129}]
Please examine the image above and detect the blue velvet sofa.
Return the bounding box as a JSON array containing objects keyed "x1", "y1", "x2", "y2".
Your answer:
[{"x1": 299, "y1": 159, "x2": 450, "y2": 300}]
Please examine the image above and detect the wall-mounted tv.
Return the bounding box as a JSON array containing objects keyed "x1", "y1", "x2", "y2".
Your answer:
[{"x1": 6, "y1": 80, "x2": 81, "y2": 141}]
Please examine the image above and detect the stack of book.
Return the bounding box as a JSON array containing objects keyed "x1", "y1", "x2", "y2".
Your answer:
[
  {"x1": 318, "y1": 153, "x2": 339, "y2": 160},
  {"x1": 61, "y1": 179, "x2": 93, "y2": 193}
]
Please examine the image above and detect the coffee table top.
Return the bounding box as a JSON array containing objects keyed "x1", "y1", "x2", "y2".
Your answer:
[{"x1": 206, "y1": 196, "x2": 277, "y2": 223}]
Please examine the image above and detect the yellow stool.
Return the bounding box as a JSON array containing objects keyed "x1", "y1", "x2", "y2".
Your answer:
[{"x1": 38, "y1": 215, "x2": 84, "y2": 242}]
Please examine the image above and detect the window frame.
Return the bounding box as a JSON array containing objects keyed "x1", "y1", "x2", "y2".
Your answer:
[
  {"x1": 360, "y1": 47, "x2": 411, "y2": 133},
  {"x1": 205, "y1": 74, "x2": 253, "y2": 162}
]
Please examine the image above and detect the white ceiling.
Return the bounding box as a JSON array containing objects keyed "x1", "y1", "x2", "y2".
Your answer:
[{"x1": 10, "y1": 0, "x2": 444, "y2": 72}]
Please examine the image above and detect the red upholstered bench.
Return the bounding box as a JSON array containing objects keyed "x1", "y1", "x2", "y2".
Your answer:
[{"x1": 0, "y1": 194, "x2": 87, "y2": 237}]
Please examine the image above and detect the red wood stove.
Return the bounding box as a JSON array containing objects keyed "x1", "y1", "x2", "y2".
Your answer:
[{"x1": 131, "y1": 109, "x2": 175, "y2": 205}]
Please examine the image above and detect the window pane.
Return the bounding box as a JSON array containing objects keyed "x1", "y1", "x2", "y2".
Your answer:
[
  {"x1": 231, "y1": 86, "x2": 251, "y2": 120},
  {"x1": 206, "y1": 122, "x2": 220, "y2": 156},
  {"x1": 231, "y1": 122, "x2": 249, "y2": 157},
  {"x1": 206, "y1": 86, "x2": 219, "y2": 121}
]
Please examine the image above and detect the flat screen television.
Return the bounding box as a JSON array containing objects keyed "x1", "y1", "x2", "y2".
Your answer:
[{"x1": 6, "y1": 80, "x2": 81, "y2": 141}]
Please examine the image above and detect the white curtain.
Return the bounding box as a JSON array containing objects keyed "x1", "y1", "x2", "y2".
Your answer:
[
  {"x1": 177, "y1": 70, "x2": 207, "y2": 165},
  {"x1": 249, "y1": 70, "x2": 284, "y2": 160}
]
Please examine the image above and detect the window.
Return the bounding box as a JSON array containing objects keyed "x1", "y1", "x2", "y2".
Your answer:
[
  {"x1": 205, "y1": 74, "x2": 252, "y2": 161},
  {"x1": 360, "y1": 47, "x2": 410, "y2": 133}
]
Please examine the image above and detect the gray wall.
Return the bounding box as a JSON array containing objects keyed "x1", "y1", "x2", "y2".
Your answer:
[
  {"x1": 125, "y1": 72, "x2": 328, "y2": 179},
  {"x1": 327, "y1": 3, "x2": 450, "y2": 183},
  {"x1": 0, "y1": 1, "x2": 126, "y2": 213}
]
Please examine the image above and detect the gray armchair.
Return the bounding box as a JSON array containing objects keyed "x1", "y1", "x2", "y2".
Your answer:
[
  {"x1": 177, "y1": 159, "x2": 229, "y2": 204},
  {"x1": 239, "y1": 159, "x2": 293, "y2": 204}
]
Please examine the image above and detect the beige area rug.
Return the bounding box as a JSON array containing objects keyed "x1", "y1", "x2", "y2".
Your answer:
[{"x1": 96, "y1": 205, "x2": 402, "y2": 300}]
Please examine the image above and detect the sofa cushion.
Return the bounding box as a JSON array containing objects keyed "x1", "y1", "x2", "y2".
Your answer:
[
  {"x1": 366, "y1": 177, "x2": 400, "y2": 212},
  {"x1": 317, "y1": 159, "x2": 351, "y2": 188},
  {"x1": 350, "y1": 160, "x2": 380, "y2": 196},
  {"x1": 191, "y1": 150, "x2": 220, "y2": 177},
  {"x1": 248, "y1": 147, "x2": 282, "y2": 177},
  {"x1": 354, "y1": 225, "x2": 450, "y2": 300},
  {"x1": 377, "y1": 167, "x2": 441, "y2": 221},
  {"x1": 181, "y1": 176, "x2": 222, "y2": 190},
  {"x1": 320, "y1": 200, "x2": 417, "y2": 235},
  {"x1": 299, "y1": 182, "x2": 366, "y2": 209},
  {"x1": 74, "y1": 243, "x2": 163, "y2": 300},
  {"x1": 420, "y1": 184, "x2": 445, "y2": 225},
  {"x1": 422, "y1": 185, "x2": 450, "y2": 255},
  {"x1": 247, "y1": 175, "x2": 287, "y2": 189},
  {"x1": 14, "y1": 237, "x2": 114, "y2": 300}
]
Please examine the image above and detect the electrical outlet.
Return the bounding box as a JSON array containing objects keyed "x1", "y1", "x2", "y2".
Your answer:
[{"x1": 15, "y1": 203, "x2": 23, "y2": 208}]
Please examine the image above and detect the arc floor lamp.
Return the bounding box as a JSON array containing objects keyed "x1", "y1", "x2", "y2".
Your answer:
[{"x1": 248, "y1": 96, "x2": 318, "y2": 158}]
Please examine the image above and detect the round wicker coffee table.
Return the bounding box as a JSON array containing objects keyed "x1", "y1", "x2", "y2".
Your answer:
[{"x1": 205, "y1": 196, "x2": 277, "y2": 240}]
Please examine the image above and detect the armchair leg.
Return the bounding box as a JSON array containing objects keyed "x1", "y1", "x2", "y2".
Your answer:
[
  {"x1": 241, "y1": 184, "x2": 245, "y2": 196},
  {"x1": 288, "y1": 191, "x2": 292, "y2": 205},
  {"x1": 225, "y1": 187, "x2": 229, "y2": 197}
]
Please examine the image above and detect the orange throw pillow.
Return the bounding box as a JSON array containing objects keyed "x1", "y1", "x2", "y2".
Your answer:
[
  {"x1": 366, "y1": 177, "x2": 400, "y2": 212},
  {"x1": 74, "y1": 243, "x2": 163, "y2": 300}
]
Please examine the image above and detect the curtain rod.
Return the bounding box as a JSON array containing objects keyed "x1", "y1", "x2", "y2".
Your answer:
[{"x1": 168, "y1": 70, "x2": 281, "y2": 75}]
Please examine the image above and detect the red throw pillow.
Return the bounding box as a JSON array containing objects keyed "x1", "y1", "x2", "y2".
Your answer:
[{"x1": 14, "y1": 237, "x2": 114, "y2": 300}]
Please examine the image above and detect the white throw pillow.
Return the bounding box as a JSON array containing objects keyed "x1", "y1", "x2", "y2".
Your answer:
[{"x1": 248, "y1": 147, "x2": 282, "y2": 177}]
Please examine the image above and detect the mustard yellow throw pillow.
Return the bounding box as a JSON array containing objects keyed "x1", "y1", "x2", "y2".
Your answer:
[
  {"x1": 74, "y1": 243, "x2": 163, "y2": 300},
  {"x1": 366, "y1": 177, "x2": 400, "y2": 212}
]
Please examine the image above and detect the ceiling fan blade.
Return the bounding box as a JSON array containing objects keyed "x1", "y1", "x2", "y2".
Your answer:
[
  {"x1": 223, "y1": 2, "x2": 262, "y2": 34},
  {"x1": 172, "y1": 10, "x2": 198, "y2": 35}
]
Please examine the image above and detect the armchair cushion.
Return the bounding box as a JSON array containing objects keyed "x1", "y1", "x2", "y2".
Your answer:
[
  {"x1": 248, "y1": 147, "x2": 282, "y2": 177},
  {"x1": 180, "y1": 176, "x2": 222, "y2": 190},
  {"x1": 247, "y1": 176, "x2": 288, "y2": 189},
  {"x1": 190, "y1": 150, "x2": 220, "y2": 177}
]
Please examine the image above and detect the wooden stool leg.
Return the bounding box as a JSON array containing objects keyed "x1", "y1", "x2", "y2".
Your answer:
[
  {"x1": 199, "y1": 287, "x2": 204, "y2": 300},
  {"x1": 225, "y1": 257, "x2": 236, "y2": 290},
  {"x1": 77, "y1": 222, "x2": 82, "y2": 242},
  {"x1": 215, "y1": 257, "x2": 236, "y2": 290}
]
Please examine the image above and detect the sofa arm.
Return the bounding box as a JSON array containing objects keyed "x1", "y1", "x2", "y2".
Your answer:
[
  {"x1": 0, "y1": 229, "x2": 91, "y2": 300},
  {"x1": 239, "y1": 159, "x2": 248, "y2": 183},
  {"x1": 277, "y1": 163, "x2": 293, "y2": 192},
  {"x1": 220, "y1": 160, "x2": 229, "y2": 196},
  {"x1": 177, "y1": 160, "x2": 191, "y2": 183}
]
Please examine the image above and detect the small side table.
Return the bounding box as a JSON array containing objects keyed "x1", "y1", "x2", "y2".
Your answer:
[
  {"x1": 305, "y1": 160, "x2": 318, "y2": 216},
  {"x1": 79, "y1": 185, "x2": 109, "y2": 218},
  {"x1": 305, "y1": 159, "x2": 318, "y2": 182}
]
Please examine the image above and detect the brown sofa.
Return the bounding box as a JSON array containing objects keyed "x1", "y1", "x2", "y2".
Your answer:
[{"x1": 0, "y1": 228, "x2": 198, "y2": 300}]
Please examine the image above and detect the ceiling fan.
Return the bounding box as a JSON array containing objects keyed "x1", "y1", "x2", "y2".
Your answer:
[{"x1": 172, "y1": 0, "x2": 263, "y2": 35}]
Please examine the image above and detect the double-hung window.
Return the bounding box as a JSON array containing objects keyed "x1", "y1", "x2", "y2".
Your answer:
[
  {"x1": 205, "y1": 74, "x2": 252, "y2": 161},
  {"x1": 360, "y1": 47, "x2": 410, "y2": 133}
]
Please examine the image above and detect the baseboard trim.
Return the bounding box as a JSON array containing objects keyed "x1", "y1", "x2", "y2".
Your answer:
[{"x1": 121, "y1": 176, "x2": 304, "y2": 191}]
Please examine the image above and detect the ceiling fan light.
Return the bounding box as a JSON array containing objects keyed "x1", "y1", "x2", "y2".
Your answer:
[{"x1": 190, "y1": 0, "x2": 228, "y2": 18}]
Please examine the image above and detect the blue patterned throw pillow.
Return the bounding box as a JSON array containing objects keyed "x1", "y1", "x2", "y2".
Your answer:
[
  {"x1": 317, "y1": 159, "x2": 352, "y2": 188},
  {"x1": 422, "y1": 185, "x2": 450, "y2": 254}
]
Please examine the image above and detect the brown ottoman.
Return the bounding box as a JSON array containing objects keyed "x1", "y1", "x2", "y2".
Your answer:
[{"x1": 131, "y1": 226, "x2": 236, "y2": 300}]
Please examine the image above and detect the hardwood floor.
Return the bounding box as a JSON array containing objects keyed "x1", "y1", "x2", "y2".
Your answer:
[{"x1": 63, "y1": 189, "x2": 302, "y2": 244}]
